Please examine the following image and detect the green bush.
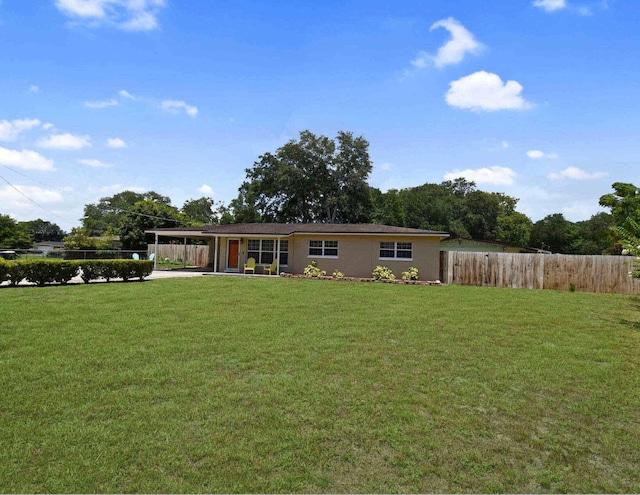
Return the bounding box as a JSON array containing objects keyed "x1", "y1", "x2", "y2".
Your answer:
[
  {"x1": 304, "y1": 260, "x2": 326, "y2": 277},
  {"x1": 5, "y1": 260, "x2": 26, "y2": 285},
  {"x1": 0, "y1": 259, "x2": 9, "y2": 284},
  {"x1": 372, "y1": 265, "x2": 395, "y2": 281},
  {"x1": 79, "y1": 260, "x2": 153, "y2": 283},
  {"x1": 78, "y1": 261, "x2": 102, "y2": 283},
  {"x1": 0, "y1": 259, "x2": 153, "y2": 286},
  {"x1": 401, "y1": 266, "x2": 419, "y2": 281},
  {"x1": 23, "y1": 260, "x2": 80, "y2": 286}
]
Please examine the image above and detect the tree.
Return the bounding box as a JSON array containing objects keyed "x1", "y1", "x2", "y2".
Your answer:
[
  {"x1": 530, "y1": 214, "x2": 577, "y2": 253},
  {"x1": 613, "y1": 217, "x2": 640, "y2": 277},
  {"x1": 0, "y1": 214, "x2": 33, "y2": 249},
  {"x1": 181, "y1": 197, "x2": 215, "y2": 226},
  {"x1": 233, "y1": 130, "x2": 373, "y2": 223},
  {"x1": 82, "y1": 190, "x2": 172, "y2": 235},
  {"x1": 496, "y1": 211, "x2": 533, "y2": 247},
  {"x1": 572, "y1": 212, "x2": 616, "y2": 255},
  {"x1": 119, "y1": 199, "x2": 185, "y2": 250},
  {"x1": 63, "y1": 227, "x2": 115, "y2": 250},
  {"x1": 19, "y1": 219, "x2": 66, "y2": 242},
  {"x1": 371, "y1": 188, "x2": 405, "y2": 226},
  {"x1": 599, "y1": 182, "x2": 640, "y2": 225}
]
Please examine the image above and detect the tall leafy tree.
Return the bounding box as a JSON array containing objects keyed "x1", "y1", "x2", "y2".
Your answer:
[
  {"x1": 119, "y1": 200, "x2": 185, "y2": 250},
  {"x1": 182, "y1": 197, "x2": 215, "y2": 226},
  {"x1": 530, "y1": 213, "x2": 578, "y2": 253},
  {"x1": 82, "y1": 190, "x2": 172, "y2": 235},
  {"x1": 599, "y1": 182, "x2": 640, "y2": 225},
  {"x1": 19, "y1": 219, "x2": 66, "y2": 242},
  {"x1": 572, "y1": 212, "x2": 616, "y2": 254},
  {"x1": 0, "y1": 214, "x2": 33, "y2": 249},
  {"x1": 496, "y1": 211, "x2": 533, "y2": 247},
  {"x1": 233, "y1": 130, "x2": 373, "y2": 223}
]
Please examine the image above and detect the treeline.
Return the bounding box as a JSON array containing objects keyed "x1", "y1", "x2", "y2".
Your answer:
[{"x1": 1, "y1": 130, "x2": 635, "y2": 255}]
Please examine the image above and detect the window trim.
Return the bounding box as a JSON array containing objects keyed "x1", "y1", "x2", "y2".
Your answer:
[
  {"x1": 247, "y1": 238, "x2": 289, "y2": 266},
  {"x1": 307, "y1": 239, "x2": 339, "y2": 259},
  {"x1": 379, "y1": 241, "x2": 413, "y2": 261}
]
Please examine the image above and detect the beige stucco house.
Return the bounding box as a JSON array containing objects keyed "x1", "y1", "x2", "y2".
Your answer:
[{"x1": 146, "y1": 223, "x2": 449, "y2": 281}]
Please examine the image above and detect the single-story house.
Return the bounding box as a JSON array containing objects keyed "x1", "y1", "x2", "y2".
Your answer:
[{"x1": 146, "y1": 223, "x2": 449, "y2": 281}]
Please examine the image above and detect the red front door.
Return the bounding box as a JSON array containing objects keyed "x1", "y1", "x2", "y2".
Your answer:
[{"x1": 227, "y1": 240, "x2": 239, "y2": 270}]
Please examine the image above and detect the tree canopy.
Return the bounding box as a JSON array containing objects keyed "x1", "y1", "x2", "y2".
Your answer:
[
  {"x1": 0, "y1": 214, "x2": 33, "y2": 249},
  {"x1": 19, "y1": 219, "x2": 66, "y2": 242},
  {"x1": 232, "y1": 130, "x2": 373, "y2": 223}
]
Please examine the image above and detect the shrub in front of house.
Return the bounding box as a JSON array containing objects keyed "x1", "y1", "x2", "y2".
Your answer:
[
  {"x1": 401, "y1": 266, "x2": 419, "y2": 281},
  {"x1": 304, "y1": 260, "x2": 326, "y2": 277},
  {"x1": 372, "y1": 265, "x2": 395, "y2": 281},
  {"x1": 332, "y1": 269, "x2": 344, "y2": 279}
]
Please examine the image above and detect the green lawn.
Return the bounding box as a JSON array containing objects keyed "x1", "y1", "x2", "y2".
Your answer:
[{"x1": 1, "y1": 277, "x2": 639, "y2": 493}]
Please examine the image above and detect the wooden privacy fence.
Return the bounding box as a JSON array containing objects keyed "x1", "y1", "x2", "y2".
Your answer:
[
  {"x1": 149, "y1": 244, "x2": 210, "y2": 267},
  {"x1": 440, "y1": 251, "x2": 640, "y2": 295}
]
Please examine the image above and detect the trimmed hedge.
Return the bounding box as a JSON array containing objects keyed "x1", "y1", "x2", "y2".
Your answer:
[{"x1": 0, "y1": 259, "x2": 153, "y2": 287}]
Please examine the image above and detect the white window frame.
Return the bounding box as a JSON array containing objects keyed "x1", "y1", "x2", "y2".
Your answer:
[
  {"x1": 379, "y1": 241, "x2": 413, "y2": 261},
  {"x1": 308, "y1": 240, "x2": 339, "y2": 258},
  {"x1": 247, "y1": 238, "x2": 289, "y2": 266}
]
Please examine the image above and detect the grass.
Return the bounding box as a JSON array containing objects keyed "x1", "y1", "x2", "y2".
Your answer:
[{"x1": 1, "y1": 277, "x2": 639, "y2": 493}]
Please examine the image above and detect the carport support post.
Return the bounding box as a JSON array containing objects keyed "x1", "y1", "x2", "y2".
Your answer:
[
  {"x1": 213, "y1": 236, "x2": 218, "y2": 273},
  {"x1": 154, "y1": 233, "x2": 158, "y2": 270},
  {"x1": 276, "y1": 238, "x2": 280, "y2": 275},
  {"x1": 183, "y1": 237, "x2": 187, "y2": 268}
]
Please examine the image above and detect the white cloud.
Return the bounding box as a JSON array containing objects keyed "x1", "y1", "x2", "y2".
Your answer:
[
  {"x1": 120, "y1": 10, "x2": 158, "y2": 31},
  {"x1": 119, "y1": 89, "x2": 136, "y2": 100},
  {"x1": 29, "y1": 85, "x2": 40, "y2": 93},
  {"x1": 0, "y1": 146, "x2": 55, "y2": 171},
  {"x1": 379, "y1": 163, "x2": 393, "y2": 171},
  {"x1": 84, "y1": 98, "x2": 119, "y2": 109},
  {"x1": 501, "y1": 141, "x2": 510, "y2": 149},
  {"x1": 42, "y1": 123, "x2": 55, "y2": 131},
  {"x1": 446, "y1": 71, "x2": 533, "y2": 112},
  {"x1": 527, "y1": 150, "x2": 559, "y2": 159},
  {"x1": 54, "y1": 0, "x2": 166, "y2": 31},
  {"x1": 161, "y1": 100, "x2": 199, "y2": 117},
  {"x1": 548, "y1": 166, "x2": 607, "y2": 180},
  {"x1": 411, "y1": 18, "x2": 482, "y2": 70},
  {"x1": 533, "y1": 0, "x2": 567, "y2": 12},
  {"x1": 55, "y1": 0, "x2": 107, "y2": 18},
  {"x1": 78, "y1": 158, "x2": 113, "y2": 168},
  {"x1": 0, "y1": 185, "x2": 64, "y2": 208},
  {"x1": 106, "y1": 137, "x2": 127, "y2": 148},
  {"x1": 198, "y1": 184, "x2": 213, "y2": 194},
  {"x1": 0, "y1": 118, "x2": 41, "y2": 142},
  {"x1": 37, "y1": 133, "x2": 91, "y2": 150},
  {"x1": 444, "y1": 166, "x2": 516, "y2": 186}
]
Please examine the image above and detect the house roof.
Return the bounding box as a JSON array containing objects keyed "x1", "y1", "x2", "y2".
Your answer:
[{"x1": 147, "y1": 223, "x2": 449, "y2": 238}]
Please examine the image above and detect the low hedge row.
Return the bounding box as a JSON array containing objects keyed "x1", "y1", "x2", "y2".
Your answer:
[{"x1": 0, "y1": 259, "x2": 154, "y2": 286}]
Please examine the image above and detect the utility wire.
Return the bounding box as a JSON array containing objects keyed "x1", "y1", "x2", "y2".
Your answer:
[
  {"x1": 1, "y1": 165, "x2": 187, "y2": 226},
  {"x1": 0, "y1": 173, "x2": 77, "y2": 226}
]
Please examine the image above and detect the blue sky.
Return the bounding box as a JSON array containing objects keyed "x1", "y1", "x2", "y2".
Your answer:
[{"x1": 0, "y1": 0, "x2": 638, "y2": 231}]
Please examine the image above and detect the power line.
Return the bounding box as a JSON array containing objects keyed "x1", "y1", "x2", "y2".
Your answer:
[
  {"x1": 0, "y1": 173, "x2": 77, "y2": 226},
  {"x1": 1, "y1": 165, "x2": 189, "y2": 226}
]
